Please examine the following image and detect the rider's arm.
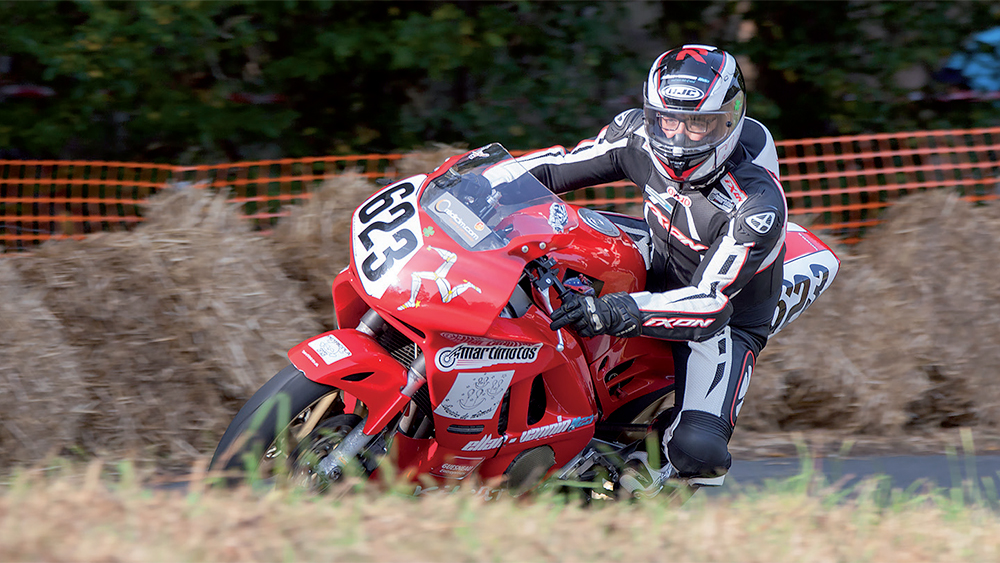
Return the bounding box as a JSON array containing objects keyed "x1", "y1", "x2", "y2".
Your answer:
[
  {"x1": 517, "y1": 109, "x2": 645, "y2": 194},
  {"x1": 631, "y1": 195, "x2": 786, "y2": 342}
]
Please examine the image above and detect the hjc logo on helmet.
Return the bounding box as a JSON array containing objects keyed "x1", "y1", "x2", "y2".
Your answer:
[{"x1": 660, "y1": 85, "x2": 704, "y2": 100}]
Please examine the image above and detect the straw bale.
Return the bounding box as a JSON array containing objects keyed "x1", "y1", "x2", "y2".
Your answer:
[
  {"x1": 4, "y1": 186, "x2": 322, "y2": 470},
  {"x1": 745, "y1": 190, "x2": 1000, "y2": 434},
  {"x1": 0, "y1": 258, "x2": 92, "y2": 466},
  {"x1": 393, "y1": 143, "x2": 467, "y2": 178},
  {"x1": 269, "y1": 174, "x2": 377, "y2": 328}
]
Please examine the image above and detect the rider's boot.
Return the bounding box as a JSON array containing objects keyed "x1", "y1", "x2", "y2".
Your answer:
[
  {"x1": 618, "y1": 451, "x2": 674, "y2": 497},
  {"x1": 618, "y1": 451, "x2": 725, "y2": 497}
]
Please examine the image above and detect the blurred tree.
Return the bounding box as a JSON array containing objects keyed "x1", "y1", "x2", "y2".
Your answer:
[
  {"x1": 0, "y1": 1, "x2": 649, "y2": 161},
  {"x1": 738, "y1": 0, "x2": 1000, "y2": 137},
  {"x1": 0, "y1": 1, "x2": 998, "y2": 162},
  {"x1": 0, "y1": 1, "x2": 303, "y2": 161}
]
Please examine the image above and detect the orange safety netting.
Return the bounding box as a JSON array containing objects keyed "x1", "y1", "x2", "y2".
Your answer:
[{"x1": 2, "y1": 127, "x2": 999, "y2": 251}]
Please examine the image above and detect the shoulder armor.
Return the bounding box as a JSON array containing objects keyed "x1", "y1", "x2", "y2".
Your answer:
[
  {"x1": 733, "y1": 203, "x2": 782, "y2": 244},
  {"x1": 605, "y1": 109, "x2": 644, "y2": 143},
  {"x1": 738, "y1": 118, "x2": 779, "y2": 178}
]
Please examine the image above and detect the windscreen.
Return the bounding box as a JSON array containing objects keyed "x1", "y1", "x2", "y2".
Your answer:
[{"x1": 419, "y1": 143, "x2": 577, "y2": 251}]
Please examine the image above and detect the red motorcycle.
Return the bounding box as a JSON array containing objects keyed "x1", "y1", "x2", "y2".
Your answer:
[{"x1": 210, "y1": 143, "x2": 839, "y2": 499}]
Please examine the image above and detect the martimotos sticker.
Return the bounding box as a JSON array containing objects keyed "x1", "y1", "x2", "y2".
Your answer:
[{"x1": 435, "y1": 343, "x2": 542, "y2": 372}]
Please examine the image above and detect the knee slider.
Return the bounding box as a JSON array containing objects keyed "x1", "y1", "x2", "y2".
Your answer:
[{"x1": 665, "y1": 410, "x2": 733, "y2": 478}]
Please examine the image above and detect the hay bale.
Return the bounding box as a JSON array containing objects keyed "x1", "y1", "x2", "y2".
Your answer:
[
  {"x1": 393, "y1": 143, "x2": 467, "y2": 178},
  {"x1": 6, "y1": 187, "x2": 322, "y2": 470},
  {"x1": 0, "y1": 258, "x2": 92, "y2": 467},
  {"x1": 746, "y1": 190, "x2": 1000, "y2": 434},
  {"x1": 270, "y1": 174, "x2": 378, "y2": 328}
]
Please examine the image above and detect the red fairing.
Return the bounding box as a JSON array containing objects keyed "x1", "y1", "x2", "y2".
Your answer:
[
  {"x1": 546, "y1": 219, "x2": 646, "y2": 296},
  {"x1": 324, "y1": 145, "x2": 667, "y2": 482},
  {"x1": 784, "y1": 222, "x2": 839, "y2": 263},
  {"x1": 289, "y1": 331, "x2": 411, "y2": 435},
  {"x1": 381, "y1": 236, "x2": 526, "y2": 336}
]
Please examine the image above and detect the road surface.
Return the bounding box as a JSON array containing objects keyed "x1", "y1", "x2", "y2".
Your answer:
[{"x1": 713, "y1": 454, "x2": 1000, "y2": 499}]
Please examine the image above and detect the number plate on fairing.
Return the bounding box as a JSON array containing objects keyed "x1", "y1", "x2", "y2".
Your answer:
[{"x1": 351, "y1": 177, "x2": 425, "y2": 298}]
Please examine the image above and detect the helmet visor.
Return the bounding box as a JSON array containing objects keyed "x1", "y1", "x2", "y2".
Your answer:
[{"x1": 643, "y1": 96, "x2": 742, "y2": 156}]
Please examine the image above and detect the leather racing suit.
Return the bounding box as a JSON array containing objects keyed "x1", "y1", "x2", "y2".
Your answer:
[{"x1": 518, "y1": 108, "x2": 788, "y2": 480}]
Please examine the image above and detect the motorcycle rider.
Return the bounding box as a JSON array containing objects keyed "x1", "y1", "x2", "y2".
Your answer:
[{"x1": 519, "y1": 45, "x2": 786, "y2": 490}]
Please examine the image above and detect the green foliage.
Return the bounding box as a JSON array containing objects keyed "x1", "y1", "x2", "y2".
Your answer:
[
  {"x1": 0, "y1": 1, "x2": 998, "y2": 162},
  {"x1": 739, "y1": 1, "x2": 1000, "y2": 138}
]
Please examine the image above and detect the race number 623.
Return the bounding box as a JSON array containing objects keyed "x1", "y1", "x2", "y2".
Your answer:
[{"x1": 351, "y1": 179, "x2": 425, "y2": 298}]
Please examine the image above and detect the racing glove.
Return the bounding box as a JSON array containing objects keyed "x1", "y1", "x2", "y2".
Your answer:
[{"x1": 549, "y1": 291, "x2": 642, "y2": 338}]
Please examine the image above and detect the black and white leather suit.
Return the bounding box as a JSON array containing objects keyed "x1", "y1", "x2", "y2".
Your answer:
[{"x1": 519, "y1": 109, "x2": 787, "y2": 480}]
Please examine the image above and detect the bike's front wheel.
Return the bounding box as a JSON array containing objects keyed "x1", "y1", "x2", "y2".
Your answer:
[{"x1": 209, "y1": 364, "x2": 376, "y2": 486}]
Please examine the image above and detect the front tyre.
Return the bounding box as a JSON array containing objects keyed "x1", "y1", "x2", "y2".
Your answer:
[{"x1": 209, "y1": 364, "x2": 362, "y2": 484}]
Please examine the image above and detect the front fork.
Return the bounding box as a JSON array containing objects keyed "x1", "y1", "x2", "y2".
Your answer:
[{"x1": 315, "y1": 309, "x2": 428, "y2": 481}]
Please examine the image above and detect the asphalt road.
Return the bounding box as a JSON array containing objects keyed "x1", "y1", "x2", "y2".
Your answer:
[
  {"x1": 716, "y1": 454, "x2": 1000, "y2": 497},
  {"x1": 156, "y1": 454, "x2": 1000, "y2": 503}
]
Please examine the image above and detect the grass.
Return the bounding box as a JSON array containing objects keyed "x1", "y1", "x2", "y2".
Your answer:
[{"x1": 2, "y1": 446, "x2": 1000, "y2": 563}]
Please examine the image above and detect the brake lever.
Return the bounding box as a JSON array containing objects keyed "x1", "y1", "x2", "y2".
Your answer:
[{"x1": 529, "y1": 256, "x2": 569, "y2": 352}]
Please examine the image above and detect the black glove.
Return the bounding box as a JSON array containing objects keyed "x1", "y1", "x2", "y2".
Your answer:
[{"x1": 549, "y1": 291, "x2": 643, "y2": 338}]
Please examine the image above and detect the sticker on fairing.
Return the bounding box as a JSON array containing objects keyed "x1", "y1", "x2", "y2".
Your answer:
[
  {"x1": 513, "y1": 415, "x2": 597, "y2": 444},
  {"x1": 548, "y1": 203, "x2": 569, "y2": 233},
  {"x1": 429, "y1": 456, "x2": 485, "y2": 479},
  {"x1": 307, "y1": 335, "x2": 352, "y2": 365},
  {"x1": 351, "y1": 177, "x2": 425, "y2": 299},
  {"x1": 439, "y1": 332, "x2": 521, "y2": 346},
  {"x1": 435, "y1": 343, "x2": 542, "y2": 372},
  {"x1": 397, "y1": 246, "x2": 482, "y2": 311},
  {"x1": 434, "y1": 370, "x2": 515, "y2": 421}
]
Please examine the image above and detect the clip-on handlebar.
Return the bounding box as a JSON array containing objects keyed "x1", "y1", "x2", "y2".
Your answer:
[{"x1": 528, "y1": 255, "x2": 571, "y2": 352}]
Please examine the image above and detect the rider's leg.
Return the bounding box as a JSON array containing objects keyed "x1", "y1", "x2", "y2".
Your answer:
[{"x1": 662, "y1": 324, "x2": 767, "y2": 483}]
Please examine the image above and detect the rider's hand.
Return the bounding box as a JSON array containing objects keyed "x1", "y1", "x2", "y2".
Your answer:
[{"x1": 549, "y1": 292, "x2": 642, "y2": 338}]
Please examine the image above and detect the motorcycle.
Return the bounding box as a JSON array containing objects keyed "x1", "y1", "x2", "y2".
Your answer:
[{"x1": 209, "y1": 143, "x2": 840, "y2": 500}]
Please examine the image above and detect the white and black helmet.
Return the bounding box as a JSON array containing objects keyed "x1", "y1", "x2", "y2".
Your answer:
[{"x1": 643, "y1": 45, "x2": 746, "y2": 186}]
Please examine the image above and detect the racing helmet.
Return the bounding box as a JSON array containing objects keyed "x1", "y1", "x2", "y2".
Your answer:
[{"x1": 643, "y1": 45, "x2": 746, "y2": 186}]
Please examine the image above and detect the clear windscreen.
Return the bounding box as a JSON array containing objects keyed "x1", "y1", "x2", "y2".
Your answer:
[{"x1": 420, "y1": 143, "x2": 577, "y2": 251}]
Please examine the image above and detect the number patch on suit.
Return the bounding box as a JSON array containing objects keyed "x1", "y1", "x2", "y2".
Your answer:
[{"x1": 352, "y1": 179, "x2": 424, "y2": 298}]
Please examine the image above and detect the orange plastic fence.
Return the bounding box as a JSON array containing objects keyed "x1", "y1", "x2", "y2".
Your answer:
[{"x1": 2, "y1": 126, "x2": 999, "y2": 251}]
